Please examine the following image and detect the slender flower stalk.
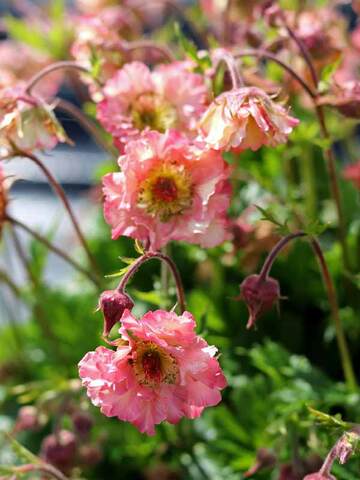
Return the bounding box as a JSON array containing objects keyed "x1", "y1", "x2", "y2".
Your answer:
[
  {"x1": 213, "y1": 50, "x2": 244, "y2": 89},
  {"x1": 55, "y1": 98, "x2": 117, "y2": 158},
  {"x1": 24, "y1": 61, "x2": 94, "y2": 95},
  {"x1": 279, "y1": 16, "x2": 351, "y2": 272},
  {"x1": 117, "y1": 251, "x2": 186, "y2": 313},
  {"x1": 310, "y1": 238, "x2": 357, "y2": 390},
  {"x1": 233, "y1": 49, "x2": 316, "y2": 99},
  {"x1": 14, "y1": 463, "x2": 69, "y2": 480},
  {"x1": 235, "y1": 44, "x2": 351, "y2": 271},
  {"x1": 108, "y1": 39, "x2": 176, "y2": 62},
  {"x1": 12, "y1": 148, "x2": 99, "y2": 275},
  {"x1": 257, "y1": 232, "x2": 357, "y2": 389},
  {"x1": 7, "y1": 215, "x2": 100, "y2": 288}
]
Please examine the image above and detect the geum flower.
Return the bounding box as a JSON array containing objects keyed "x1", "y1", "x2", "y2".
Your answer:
[
  {"x1": 199, "y1": 86, "x2": 299, "y2": 152},
  {"x1": 102, "y1": 130, "x2": 231, "y2": 250},
  {"x1": 0, "y1": 85, "x2": 69, "y2": 157},
  {"x1": 97, "y1": 61, "x2": 209, "y2": 152},
  {"x1": 78, "y1": 309, "x2": 227, "y2": 435}
]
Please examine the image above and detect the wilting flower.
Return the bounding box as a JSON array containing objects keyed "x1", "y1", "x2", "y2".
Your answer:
[
  {"x1": 98, "y1": 289, "x2": 134, "y2": 336},
  {"x1": 97, "y1": 61, "x2": 209, "y2": 151},
  {"x1": 102, "y1": 130, "x2": 231, "y2": 250},
  {"x1": 0, "y1": 85, "x2": 69, "y2": 156},
  {"x1": 199, "y1": 87, "x2": 298, "y2": 152},
  {"x1": 240, "y1": 274, "x2": 280, "y2": 329},
  {"x1": 343, "y1": 160, "x2": 360, "y2": 189},
  {"x1": 78, "y1": 309, "x2": 227, "y2": 435},
  {"x1": 317, "y1": 81, "x2": 360, "y2": 119}
]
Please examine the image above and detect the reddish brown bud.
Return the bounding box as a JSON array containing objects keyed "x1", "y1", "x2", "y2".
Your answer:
[
  {"x1": 78, "y1": 444, "x2": 103, "y2": 466},
  {"x1": 40, "y1": 430, "x2": 77, "y2": 473},
  {"x1": 317, "y1": 82, "x2": 360, "y2": 119},
  {"x1": 98, "y1": 290, "x2": 134, "y2": 336},
  {"x1": 240, "y1": 274, "x2": 280, "y2": 329},
  {"x1": 72, "y1": 411, "x2": 93, "y2": 438},
  {"x1": 244, "y1": 448, "x2": 276, "y2": 477},
  {"x1": 14, "y1": 406, "x2": 41, "y2": 433}
]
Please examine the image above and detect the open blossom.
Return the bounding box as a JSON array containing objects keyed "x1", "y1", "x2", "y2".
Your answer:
[
  {"x1": 97, "y1": 61, "x2": 209, "y2": 151},
  {"x1": 103, "y1": 130, "x2": 231, "y2": 250},
  {"x1": 78, "y1": 309, "x2": 227, "y2": 435},
  {"x1": 343, "y1": 160, "x2": 360, "y2": 189},
  {"x1": 0, "y1": 85, "x2": 69, "y2": 157},
  {"x1": 199, "y1": 87, "x2": 299, "y2": 152}
]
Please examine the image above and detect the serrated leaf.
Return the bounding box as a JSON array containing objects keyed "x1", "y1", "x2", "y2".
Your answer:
[
  {"x1": 105, "y1": 266, "x2": 130, "y2": 279},
  {"x1": 254, "y1": 205, "x2": 291, "y2": 235},
  {"x1": 307, "y1": 406, "x2": 351, "y2": 431},
  {"x1": 304, "y1": 220, "x2": 329, "y2": 236}
]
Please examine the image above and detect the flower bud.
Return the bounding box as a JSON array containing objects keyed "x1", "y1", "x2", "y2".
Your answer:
[
  {"x1": 14, "y1": 406, "x2": 41, "y2": 433},
  {"x1": 335, "y1": 431, "x2": 360, "y2": 464},
  {"x1": 243, "y1": 448, "x2": 276, "y2": 477},
  {"x1": 78, "y1": 444, "x2": 103, "y2": 467},
  {"x1": 240, "y1": 274, "x2": 280, "y2": 329},
  {"x1": 72, "y1": 411, "x2": 93, "y2": 438},
  {"x1": 40, "y1": 430, "x2": 77, "y2": 472},
  {"x1": 98, "y1": 290, "x2": 134, "y2": 336}
]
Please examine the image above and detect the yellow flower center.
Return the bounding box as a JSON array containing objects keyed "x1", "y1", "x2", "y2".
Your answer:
[
  {"x1": 130, "y1": 93, "x2": 178, "y2": 132},
  {"x1": 138, "y1": 162, "x2": 193, "y2": 222},
  {"x1": 132, "y1": 341, "x2": 179, "y2": 387}
]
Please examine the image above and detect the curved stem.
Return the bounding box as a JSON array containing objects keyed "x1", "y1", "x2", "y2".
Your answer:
[
  {"x1": 55, "y1": 98, "x2": 117, "y2": 157},
  {"x1": 16, "y1": 463, "x2": 69, "y2": 480},
  {"x1": 0, "y1": 268, "x2": 21, "y2": 297},
  {"x1": 7, "y1": 215, "x2": 100, "y2": 288},
  {"x1": 213, "y1": 50, "x2": 244, "y2": 89},
  {"x1": 13, "y1": 148, "x2": 99, "y2": 275},
  {"x1": 233, "y1": 48, "x2": 316, "y2": 99},
  {"x1": 258, "y1": 232, "x2": 306, "y2": 281},
  {"x1": 311, "y1": 238, "x2": 357, "y2": 390},
  {"x1": 117, "y1": 251, "x2": 186, "y2": 313},
  {"x1": 281, "y1": 16, "x2": 318, "y2": 89},
  {"x1": 25, "y1": 61, "x2": 93, "y2": 95},
  {"x1": 110, "y1": 39, "x2": 176, "y2": 62}
]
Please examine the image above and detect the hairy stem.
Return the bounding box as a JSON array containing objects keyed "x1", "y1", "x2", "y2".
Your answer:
[
  {"x1": 311, "y1": 238, "x2": 357, "y2": 390},
  {"x1": 55, "y1": 98, "x2": 117, "y2": 157},
  {"x1": 14, "y1": 148, "x2": 99, "y2": 275},
  {"x1": 213, "y1": 50, "x2": 244, "y2": 89},
  {"x1": 25, "y1": 61, "x2": 93, "y2": 95},
  {"x1": 117, "y1": 251, "x2": 186, "y2": 313},
  {"x1": 7, "y1": 215, "x2": 100, "y2": 288}
]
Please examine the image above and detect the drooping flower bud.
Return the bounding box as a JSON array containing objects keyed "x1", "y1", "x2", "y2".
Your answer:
[
  {"x1": 98, "y1": 289, "x2": 134, "y2": 336},
  {"x1": 335, "y1": 431, "x2": 360, "y2": 464},
  {"x1": 317, "y1": 81, "x2": 360, "y2": 119},
  {"x1": 240, "y1": 274, "x2": 280, "y2": 329},
  {"x1": 243, "y1": 448, "x2": 276, "y2": 477},
  {"x1": 14, "y1": 406, "x2": 41, "y2": 433},
  {"x1": 40, "y1": 430, "x2": 77, "y2": 473},
  {"x1": 72, "y1": 411, "x2": 93, "y2": 438},
  {"x1": 78, "y1": 444, "x2": 103, "y2": 466}
]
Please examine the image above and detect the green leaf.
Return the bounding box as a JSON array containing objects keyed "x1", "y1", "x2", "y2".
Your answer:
[
  {"x1": 4, "y1": 433, "x2": 40, "y2": 464},
  {"x1": 254, "y1": 205, "x2": 291, "y2": 235},
  {"x1": 307, "y1": 406, "x2": 352, "y2": 431},
  {"x1": 4, "y1": 16, "x2": 49, "y2": 53},
  {"x1": 174, "y1": 22, "x2": 211, "y2": 72}
]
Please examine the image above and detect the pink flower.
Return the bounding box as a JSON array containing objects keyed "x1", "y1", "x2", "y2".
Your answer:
[
  {"x1": 0, "y1": 85, "x2": 69, "y2": 156},
  {"x1": 303, "y1": 474, "x2": 336, "y2": 480},
  {"x1": 343, "y1": 160, "x2": 360, "y2": 189},
  {"x1": 102, "y1": 130, "x2": 231, "y2": 250},
  {"x1": 199, "y1": 87, "x2": 299, "y2": 152},
  {"x1": 78, "y1": 309, "x2": 227, "y2": 435},
  {"x1": 97, "y1": 61, "x2": 209, "y2": 151},
  {"x1": 71, "y1": 8, "x2": 140, "y2": 86}
]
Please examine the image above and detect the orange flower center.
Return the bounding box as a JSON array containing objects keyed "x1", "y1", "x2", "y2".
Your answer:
[
  {"x1": 138, "y1": 162, "x2": 193, "y2": 222},
  {"x1": 133, "y1": 341, "x2": 179, "y2": 388}
]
